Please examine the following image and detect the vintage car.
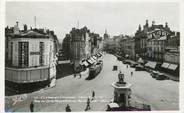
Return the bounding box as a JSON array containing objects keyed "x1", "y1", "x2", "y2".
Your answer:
[
  {"x1": 130, "y1": 63, "x2": 138, "y2": 68},
  {"x1": 155, "y1": 72, "x2": 169, "y2": 80},
  {"x1": 113, "y1": 65, "x2": 118, "y2": 71},
  {"x1": 150, "y1": 70, "x2": 159, "y2": 78},
  {"x1": 135, "y1": 64, "x2": 145, "y2": 71},
  {"x1": 106, "y1": 103, "x2": 120, "y2": 111}
]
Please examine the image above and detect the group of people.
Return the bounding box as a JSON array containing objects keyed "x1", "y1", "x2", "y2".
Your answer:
[
  {"x1": 65, "y1": 90, "x2": 95, "y2": 112},
  {"x1": 73, "y1": 73, "x2": 82, "y2": 78}
]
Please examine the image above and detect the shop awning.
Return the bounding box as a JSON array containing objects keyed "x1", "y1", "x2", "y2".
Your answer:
[
  {"x1": 145, "y1": 61, "x2": 157, "y2": 69},
  {"x1": 90, "y1": 57, "x2": 96, "y2": 62},
  {"x1": 137, "y1": 58, "x2": 144, "y2": 63},
  {"x1": 161, "y1": 62, "x2": 170, "y2": 69},
  {"x1": 92, "y1": 56, "x2": 97, "y2": 60},
  {"x1": 82, "y1": 60, "x2": 89, "y2": 67},
  {"x1": 87, "y1": 59, "x2": 94, "y2": 64},
  {"x1": 168, "y1": 64, "x2": 178, "y2": 70}
]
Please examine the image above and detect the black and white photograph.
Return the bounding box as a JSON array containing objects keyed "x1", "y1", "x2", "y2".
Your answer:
[{"x1": 2, "y1": 0, "x2": 182, "y2": 112}]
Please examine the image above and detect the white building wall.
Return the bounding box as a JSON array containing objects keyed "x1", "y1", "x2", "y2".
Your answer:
[
  {"x1": 10, "y1": 38, "x2": 54, "y2": 67},
  {"x1": 12, "y1": 40, "x2": 19, "y2": 66}
]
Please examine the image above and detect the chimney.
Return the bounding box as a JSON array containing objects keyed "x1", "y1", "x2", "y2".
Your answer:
[
  {"x1": 24, "y1": 24, "x2": 27, "y2": 31},
  {"x1": 165, "y1": 22, "x2": 168, "y2": 28},
  {"x1": 16, "y1": 21, "x2": 19, "y2": 27},
  {"x1": 145, "y1": 20, "x2": 149, "y2": 27},
  {"x1": 138, "y1": 24, "x2": 142, "y2": 31},
  {"x1": 13, "y1": 21, "x2": 20, "y2": 34},
  {"x1": 152, "y1": 21, "x2": 155, "y2": 26}
]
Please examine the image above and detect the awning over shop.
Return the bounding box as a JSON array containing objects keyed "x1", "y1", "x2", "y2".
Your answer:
[
  {"x1": 161, "y1": 62, "x2": 170, "y2": 69},
  {"x1": 90, "y1": 57, "x2": 96, "y2": 63},
  {"x1": 168, "y1": 64, "x2": 178, "y2": 70},
  {"x1": 92, "y1": 56, "x2": 97, "y2": 60},
  {"x1": 145, "y1": 61, "x2": 157, "y2": 69},
  {"x1": 82, "y1": 60, "x2": 89, "y2": 67},
  {"x1": 97, "y1": 53, "x2": 102, "y2": 57},
  {"x1": 137, "y1": 58, "x2": 144, "y2": 63},
  {"x1": 87, "y1": 59, "x2": 94, "y2": 64}
]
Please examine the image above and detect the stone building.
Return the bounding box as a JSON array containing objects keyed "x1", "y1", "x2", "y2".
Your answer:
[
  {"x1": 5, "y1": 22, "x2": 59, "y2": 87},
  {"x1": 62, "y1": 26, "x2": 102, "y2": 71},
  {"x1": 135, "y1": 20, "x2": 172, "y2": 61}
]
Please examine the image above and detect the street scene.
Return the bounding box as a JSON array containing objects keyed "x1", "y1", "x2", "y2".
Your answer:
[
  {"x1": 5, "y1": 1, "x2": 179, "y2": 112},
  {"x1": 5, "y1": 54, "x2": 179, "y2": 112}
]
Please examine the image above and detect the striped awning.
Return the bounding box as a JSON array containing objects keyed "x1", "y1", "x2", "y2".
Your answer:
[
  {"x1": 82, "y1": 60, "x2": 89, "y2": 67},
  {"x1": 92, "y1": 56, "x2": 97, "y2": 60},
  {"x1": 90, "y1": 57, "x2": 96, "y2": 63},
  {"x1": 168, "y1": 64, "x2": 178, "y2": 70},
  {"x1": 161, "y1": 62, "x2": 170, "y2": 69},
  {"x1": 145, "y1": 61, "x2": 157, "y2": 69},
  {"x1": 87, "y1": 59, "x2": 94, "y2": 64}
]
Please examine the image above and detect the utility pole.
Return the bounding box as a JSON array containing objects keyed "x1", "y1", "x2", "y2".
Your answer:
[
  {"x1": 34, "y1": 16, "x2": 36, "y2": 28},
  {"x1": 77, "y1": 20, "x2": 79, "y2": 29}
]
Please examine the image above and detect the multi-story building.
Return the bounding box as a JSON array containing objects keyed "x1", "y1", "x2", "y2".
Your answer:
[
  {"x1": 135, "y1": 20, "x2": 172, "y2": 61},
  {"x1": 69, "y1": 27, "x2": 87, "y2": 70},
  {"x1": 62, "y1": 34, "x2": 71, "y2": 60},
  {"x1": 146, "y1": 28, "x2": 171, "y2": 62},
  {"x1": 5, "y1": 22, "x2": 59, "y2": 88},
  {"x1": 62, "y1": 26, "x2": 102, "y2": 71},
  {"x1": 124, "y1": 36, "x2": 135, "y2": 60},
  {"x1": 162, "y1": 32, "x2": 180, "y2": 75}
]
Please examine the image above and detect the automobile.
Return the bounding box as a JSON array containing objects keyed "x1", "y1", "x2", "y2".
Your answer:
[
  {"x1": 156, "y1": 73, "x2": 169, "y2": 80},
  {"x1": 135, "y1": 64, "x2": 145, "y2": 71},
  {"x1": 113, "y1": 65, "x2": 118, "y2": 71},
  {"x1": 106, "y1": 103, "x2": 120, "y2": 111},
  {"x1": 150, "y1": 70, "x2": 159, "y2": 78},
  {"x1": 122, "y1": 60, "x2": 128, "y2": 64},
  {"x1": 130, "y1": 63, "x2": 138, "y2": 68}
]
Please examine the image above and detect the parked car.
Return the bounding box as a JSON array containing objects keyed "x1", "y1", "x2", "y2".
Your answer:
[
  {"x1": 106, "y1": 103, "x2": 120, "y2": 111},
  {"x1": 156, "y1": 73, "x2": 169, "y2": 80},
  {"x1": 150, "y1": 71, "x2": 159, "y2": 78},
  {"x1": 135, "y1": 64, "x2": 145, "y2": 71},
  {"x1": 113, "y1": 65, "x2": 118, "y2": 71},
  {"x1": 130, "y1": 63, "x2": 138, "y2": 68}
]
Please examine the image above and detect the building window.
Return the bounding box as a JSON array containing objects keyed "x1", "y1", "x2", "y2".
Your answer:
[
  {"x1": 18, "y1": 42, "x2": 29, "y2": 67},
  {"x1": 10, "y1": 42, "x2": 13, "y2": 65},
  {"x1": 39, "y1": 42, "x2": 45, "y2": 66}
]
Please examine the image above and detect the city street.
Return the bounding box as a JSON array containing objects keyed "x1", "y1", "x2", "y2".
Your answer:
[{"x1": 5, "y1": 54, "x2": 179, "y2": 112}]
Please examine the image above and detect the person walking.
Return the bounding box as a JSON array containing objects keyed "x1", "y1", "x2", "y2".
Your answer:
[
  {"x1": 92, "y1": 90, "x2": 95, "y2": 100},
  {"x1": 85, "y1": 98, "x2": 91, "y2": 111},
  {"x1": 131, "y1": 71, "x2": 133, "y2": 77},
  {"x1": 30, "y1": 101, "x2": 34, "y2": 112},
  {"x1": 65, "y1": 104, "x2": 71, "y2": 112}
]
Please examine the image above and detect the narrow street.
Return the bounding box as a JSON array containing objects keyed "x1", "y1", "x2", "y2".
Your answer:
[{"x1": 5, "y1": 54, "x2": 179, "y2": 112}]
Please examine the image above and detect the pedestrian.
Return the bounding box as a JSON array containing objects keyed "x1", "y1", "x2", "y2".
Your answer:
[
  {"x1": 74, "y1": 72, "x2": 76, "y2": 78},
  {"x1": 79, "y1": 73, "x2": 81, "y2": 78},
  {"x1": 30, "y1": 101, "x2": 34, "y2": 112},
  {"x1": 131, "y1": 71, "x2": 133, "y2": 77},
  {"x1": 92, "y1": 91, "x2": 95, "y2": 100},
  {"x1": 85, "y1": 98, "x2": 91, "y2": 111},
  {"x1": 127, "y1": 65, "x2": 128, "y2": 68},
  {"x1": 65, "y1": 104, "x2": 71, "y2": 112}
]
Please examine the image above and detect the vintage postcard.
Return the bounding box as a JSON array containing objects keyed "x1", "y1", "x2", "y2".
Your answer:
[{"x1": 3, "y1": 0, "x2": 181, "y2": 112}]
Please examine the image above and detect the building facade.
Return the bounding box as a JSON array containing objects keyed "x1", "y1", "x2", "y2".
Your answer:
[
  {"x1": 5, "y1": 22, "x2": 59, "y2": 86},
  {"x1": 62, "y1": 26, "x2": 102, "y2": 71}
]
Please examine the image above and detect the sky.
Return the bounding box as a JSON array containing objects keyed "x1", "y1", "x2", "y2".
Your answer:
[{"x1": 6, "y1": 1, "x2": 179, "y2": 41}]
